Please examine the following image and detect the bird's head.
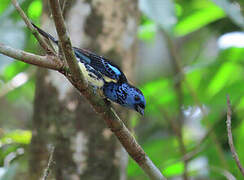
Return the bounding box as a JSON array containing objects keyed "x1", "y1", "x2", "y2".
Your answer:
[
  {"x1": 125, "y1": 84, "x2": 146, "y2": 115},
  {"x1": 103, "y1": 82, "x2": 146, "y2": 115}
]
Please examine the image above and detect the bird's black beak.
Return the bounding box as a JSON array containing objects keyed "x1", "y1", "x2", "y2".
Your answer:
[{"x1": 136, "y1": 105, "x2": 144, "y2": 116}]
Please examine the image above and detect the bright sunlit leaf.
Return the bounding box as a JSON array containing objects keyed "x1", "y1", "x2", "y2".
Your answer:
[
  {"x1": 1, "y1": 130, "x2": 32, "y2": 145},
  {"x1": 174, "y1": 4, "x2": 225, "y2": 36},
  {"x1": 164, "y1": 162, "x2": 184, "y2": 177}
]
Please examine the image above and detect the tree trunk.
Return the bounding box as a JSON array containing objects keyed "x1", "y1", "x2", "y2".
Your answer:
[{"x1": 28, "y1": 0, "x2": 139, "y2": 179}]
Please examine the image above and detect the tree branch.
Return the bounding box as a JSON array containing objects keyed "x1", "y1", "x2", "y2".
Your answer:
[
  {"x1": 48, "y1": 0, "x2": 85, "y2": 83},
  {"x1": 0, "y1": 43, "x2": 63, "y2": 70},
  {"x1": 226, "y1": 95, "x2": 244, "y2": 176}
]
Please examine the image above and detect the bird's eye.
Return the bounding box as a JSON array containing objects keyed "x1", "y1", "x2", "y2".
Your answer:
[{"x1": 134, "y1": 95, "x2": 140, "y2": 101}]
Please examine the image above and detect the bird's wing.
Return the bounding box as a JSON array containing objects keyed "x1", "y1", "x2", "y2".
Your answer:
[
  {"x1": 32, "y1": 24, "x2": 127, "y2": 83},
  {"x1": 74, "y1": 48, "x2": 127, "y2": 83}
]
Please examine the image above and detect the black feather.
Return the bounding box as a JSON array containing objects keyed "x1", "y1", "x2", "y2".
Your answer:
[{"x1": 31, "y1": 23, "x2": 58, "y2": 44}]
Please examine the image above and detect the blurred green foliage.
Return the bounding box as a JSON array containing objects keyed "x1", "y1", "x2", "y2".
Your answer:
[
  {"x1": 27, "y1": 0, "x2": 42, "y2": 21},
  {"x1": 0, "y1": 0, "x2": 11, "y2": 14},
  {"x1": 134, "y1": 0, "x2": 244, "y2": 179},
  {"x1": 0, "y1": 0, "x2": 244, "y2": 179}
]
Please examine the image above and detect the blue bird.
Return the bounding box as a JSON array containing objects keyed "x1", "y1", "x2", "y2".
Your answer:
[{"x1": 32, "y1": 24, "x2": 146, "y2": 115}]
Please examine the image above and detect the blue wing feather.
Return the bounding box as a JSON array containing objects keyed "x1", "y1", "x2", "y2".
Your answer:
[{"x1": 73, "y1": 47, "x2": 127, "y2": 83}]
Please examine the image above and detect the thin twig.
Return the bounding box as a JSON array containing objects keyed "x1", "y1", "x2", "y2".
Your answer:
[
  {"x1": 11, "y1": 0, "x2": 55, "y2": 55},
  {"x1": 42, "y1": 146, "x2": 55, "y2": 180},
  {"x1": 226, "y1": 95, "x2": 244, "y2": 176},
  {"x1": 0, "y1": 43, "x2": 63, "y2": 70}
]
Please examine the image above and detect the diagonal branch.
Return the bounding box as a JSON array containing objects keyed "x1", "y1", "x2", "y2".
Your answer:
[
  {"x1": 48, "y1": 0, "x2": 85, "y2": 83},
  {"x1": 226, "y1": 95, "x2": 244, "y2": 176}
]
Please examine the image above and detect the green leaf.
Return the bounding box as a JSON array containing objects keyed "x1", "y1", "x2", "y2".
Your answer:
[
  {"x1": 174, "y1": 4, "x2": 225, "y2": 36},
  {"x1": 220, "y1": 47, "x2": 244, "y2": 62},
  {"x1": 1, "y1": 130, "x2": 32, "y2": 145}
]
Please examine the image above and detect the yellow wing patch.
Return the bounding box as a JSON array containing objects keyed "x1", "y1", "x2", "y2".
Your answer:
[
  {"x1": 78, "y1": 62, "x2": 104, "y2": 88},
  {"x1": 103, "y1": 76, "x2": 118, "y2": 83}
]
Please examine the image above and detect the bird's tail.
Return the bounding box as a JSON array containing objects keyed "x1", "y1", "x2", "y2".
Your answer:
[{"x1": 31, "y1": 23, "x2": 58, "y2": 45}]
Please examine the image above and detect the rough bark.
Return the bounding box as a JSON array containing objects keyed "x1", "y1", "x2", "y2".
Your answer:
[{"x1": 28, "y1": 0, "x2": 139, "y2": 180}]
